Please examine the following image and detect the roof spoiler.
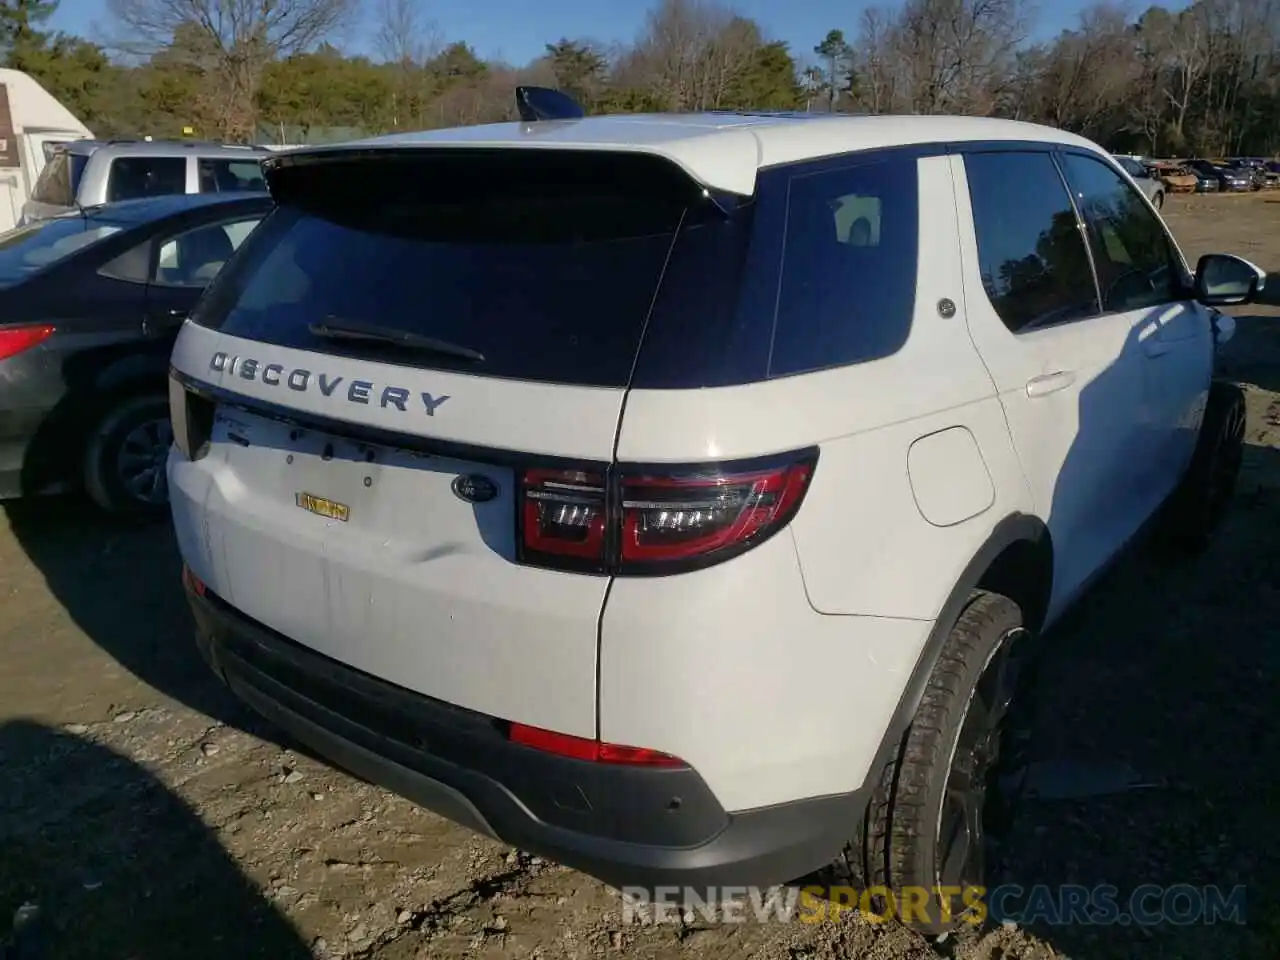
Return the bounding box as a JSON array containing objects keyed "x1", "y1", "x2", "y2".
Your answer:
[{"x1": 515, "y1": 86, "x2": 584, "y2": 122}]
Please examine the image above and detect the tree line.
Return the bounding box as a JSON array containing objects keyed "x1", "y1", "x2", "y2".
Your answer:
[{"x1": 0, "y1": 0, "x2": 1277, "y2": 156}]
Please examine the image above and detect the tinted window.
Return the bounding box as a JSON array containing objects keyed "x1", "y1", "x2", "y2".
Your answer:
[
  {"x1": 1058, "y1": 152, "x2": 1182, "y2": 313},
  {"x1": 30, "y1": 151, "x2": 73, "y2": 205},
  {"x1": 154, "y1": 217, "x2": 262, "y2": 287},
  {"x1": 769, "y1": 158, "x2": 918, "y2": 376},
  {"x1": 194, "y1": 152, "x2": 695, "y2": 387},
  {"x1": 964, "y1": 151, "x2": 1098, "y2": 333},
  {"x1": 1116, "y1": 157, "x2": 1147, "y2": 179},
  {"x1": 198, "y1": 157, "x2": 266, "y2": 193},
  {"x1": 69, "y1": 154, "x2": 88, "y2": 198},
  {"x1": 107, "y1": 156, "x2": 187, "y2": 201},
  {"x1": 0, "y1": 218, "x2": 124, "y2": 287}
]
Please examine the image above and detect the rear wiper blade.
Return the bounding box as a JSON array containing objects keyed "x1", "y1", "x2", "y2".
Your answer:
[{"x1": 308, "y1": 317, "x2": 485, "y2": 362}]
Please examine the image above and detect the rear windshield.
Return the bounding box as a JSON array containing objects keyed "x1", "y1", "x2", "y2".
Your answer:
[
  {"x1": 193, "y1": 151, "x2": 711, "y2": 387},
  {"x1": 30, "y1": 151, "x2": 91, "y2": 206},
  {"x1": 0, "y1": 217, "x2": 122, "y2": 286}
]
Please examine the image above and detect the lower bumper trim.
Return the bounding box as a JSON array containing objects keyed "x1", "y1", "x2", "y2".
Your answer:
[{"x1": 187, "y1": 583, "x2": 866, "y2": 891}]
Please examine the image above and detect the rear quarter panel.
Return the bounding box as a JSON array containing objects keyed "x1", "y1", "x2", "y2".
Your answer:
[{"x1": 602, "y1": 155, "x2": 1035, "y2": 810}]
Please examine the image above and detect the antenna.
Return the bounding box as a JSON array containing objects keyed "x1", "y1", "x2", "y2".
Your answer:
[{"x1": 514, "y1": 86, "x2": 585, "y2": 122}]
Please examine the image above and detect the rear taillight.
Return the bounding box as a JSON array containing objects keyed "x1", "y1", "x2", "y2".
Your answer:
[
  {"x1": 0, "y1": 324, "x2": 54, "y2": 361},
  {"x1": 508, "y1": 722, "x2": 685, "y2": 767},
  {"x1": 517, "y1": 450, "x2": 817, "y2": 575},
  {"x1": 182, "y1": 563, "x2": 207, "y2": 597},
  {"x1": 168, "y1": 373, "x2": 215, "y2": 461},
  {"x1": 520, "y1": 469, "x2": 608, "y2": 568},
  {"x1": 620, "y1": 463, "x2": 813, "y2": 566}
]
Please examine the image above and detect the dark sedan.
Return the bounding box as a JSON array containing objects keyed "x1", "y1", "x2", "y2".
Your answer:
[
  {"x1": 0, "y1": 191, "x2": 273, "y2": 515},
  {"x1": 1187, "y1": 159, "x2": 1252, "y2": 192}
]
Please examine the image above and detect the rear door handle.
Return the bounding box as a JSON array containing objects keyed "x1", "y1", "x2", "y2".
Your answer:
[
  {"x1": 1026, "y1": 370, "x2": 1076, "y2": 397},
  {"x1": 1143, "y1": 339, "x2": 1171, "y2": 358}
]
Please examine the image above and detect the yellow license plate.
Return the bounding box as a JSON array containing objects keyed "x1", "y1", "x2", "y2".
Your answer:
[{"x1": 295, "y1": 492, "x2": 350, "y2": 522}]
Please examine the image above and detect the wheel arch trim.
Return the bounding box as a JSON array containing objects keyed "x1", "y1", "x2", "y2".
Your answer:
[{"x1": 858, "y1": 512, "x2": 1051, "y2": 790}]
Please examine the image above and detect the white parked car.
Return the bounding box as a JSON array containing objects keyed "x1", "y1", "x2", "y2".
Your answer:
[{"x1": 165, "y1": 98, "x2": 1262, "y2": 932}]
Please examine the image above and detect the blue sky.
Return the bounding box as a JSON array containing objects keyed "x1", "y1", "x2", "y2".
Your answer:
[{"x1": 53, "y1": 0, "x2": 1120, "y2": 68}]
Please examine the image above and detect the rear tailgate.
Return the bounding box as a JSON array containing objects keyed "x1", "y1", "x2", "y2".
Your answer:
[{"x1": 168, "y1": 147, "x2": 716, "y2": 738}]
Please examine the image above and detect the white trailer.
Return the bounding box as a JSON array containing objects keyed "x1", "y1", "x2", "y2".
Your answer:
[{"x1": 0, "y1": 68, "x2": 93, "y2": 233}]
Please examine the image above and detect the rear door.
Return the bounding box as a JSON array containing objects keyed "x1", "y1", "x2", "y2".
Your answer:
[
  {"x1": 952, "y1": 148, "x2": 1157, "y2": 614},
  {"x1": 169, "y1": 149, "x2": 709, "y2": 736}
]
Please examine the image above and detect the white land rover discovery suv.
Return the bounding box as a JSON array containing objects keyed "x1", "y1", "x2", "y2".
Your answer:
[{"x1": 166, "y1": 97, "x2": 1263, "y2": 930}]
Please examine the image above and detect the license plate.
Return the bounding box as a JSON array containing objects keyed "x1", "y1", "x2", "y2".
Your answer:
[{"x1": 295, "y1": 491, "x2": 350, "y2": 522}]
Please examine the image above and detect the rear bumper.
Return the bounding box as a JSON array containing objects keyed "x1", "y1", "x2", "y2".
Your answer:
[
  {"x1": 185, "y1": 577, "x2": 865, "y2": 891},
  {"x1": 0, "y1": 408, "x2": 51, "y2": 499}
]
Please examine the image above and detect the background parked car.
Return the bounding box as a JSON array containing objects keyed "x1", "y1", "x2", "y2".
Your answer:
[
  {"x1": 0, "y1": 191, "x2": 272, "y2": 515},
  {"x1": 1112, "y1": 154, "x2": 1165, "y2": 208},
  {"x1": 1150, "y1": 161, "x2": 1199, "y2": 193},
  {"x1": 1225, "y1": 157, "x2": 1278, "y2": 189},
  {"x1": 1187, "y1": 158, "x2": 1252, "y2": 192},
  {"x1": 22, "y1": 139, "x2": 270, "y2": 224}
]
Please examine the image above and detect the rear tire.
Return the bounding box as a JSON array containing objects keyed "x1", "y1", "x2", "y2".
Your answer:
[
  {"x1": 832, "y1": 591, "x2": 1032, "y2": 934},
  {"x1": 83, "y1": 394, "x2": 173, "y2": 519},
  {"x1": 1157, "y1": 380, "x2": 1246, "y2": 554},
  {"x1": 1153, "y1": 191, "x2": 1164, "y2": 209}
]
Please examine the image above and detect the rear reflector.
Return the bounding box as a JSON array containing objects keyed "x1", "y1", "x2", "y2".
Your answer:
[
  {"x1": 517, "y1": 450, "x2": 817, "y2": 575},
  {"x1": 508, "y1": 722, "x2": 685, "y2": 767},
  {"x1": 0, "y1": 324, "x2": 54, "y2": 361}
]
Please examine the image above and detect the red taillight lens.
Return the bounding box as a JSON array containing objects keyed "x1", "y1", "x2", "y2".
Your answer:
[
  {"x1": 520, "y1": 468, "x2": 607, "y2": 562},
  {"x1": 620, "y1": 462, "x2": 813, "y2": 565},
  {"x1": 0, "y1": 324, "x2": 54, "y2": 361},
  {"x1": 508, "y1": 722, "x2": 685, "y2": 767},
  {"x1": 182, "y1": 564, "x2": 207, "y2": 597},
  {"x1": 516, "y1": 452, "x2": 816, "y2": 574}
]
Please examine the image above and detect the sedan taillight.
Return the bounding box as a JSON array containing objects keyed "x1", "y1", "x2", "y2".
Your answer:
[{"x1": 0, "y1": 324, "x2": 54, "y2": 361}]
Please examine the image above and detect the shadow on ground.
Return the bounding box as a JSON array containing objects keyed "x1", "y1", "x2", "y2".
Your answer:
[
  {"x1": 982, "y1": 431, "x2": 1280, "y2": 958},
  {"x1": 0, "y1": 719, "x2": 312, "y2": 960},
  {"x1": 1219, "y1": 313, "x2": 1280, "y2": 395},
  {"x1": 0, "y1": 496, "x2": 293, "y2": 751}
]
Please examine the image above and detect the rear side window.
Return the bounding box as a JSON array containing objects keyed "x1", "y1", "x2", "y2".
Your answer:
[
  {"x1": 156, "y1": 216, "x2": 263, "y2": 287},
  {"x1": 194, "y1": 151, "x2": 698, "y2": 388},
  {"x1": 198, "y1": 157, "x2": 266, "y2": 193},
  {"x1": 768, "y1": 158, "x2": 918, "y2": 376},
  {"x1": 1057, "y1": 152, "x2": 1182, "y2": 313},
  {"x1": 964, "y1": 151, "x2": 1099, "y2": 334},
  {"x1": 107, "y1": 156, "x2": 187, "y2": 202}
]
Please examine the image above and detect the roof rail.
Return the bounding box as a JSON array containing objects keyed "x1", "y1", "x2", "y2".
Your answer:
[{"x1": 104, "y1": 138, "x2": 269, "y2": 150}]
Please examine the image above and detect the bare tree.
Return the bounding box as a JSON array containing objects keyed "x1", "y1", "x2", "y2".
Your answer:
[
  {"x1": 853, "y1": 6, "x2": 899, "y2": 112},
  {"x1": 892, "y1": 0, "x2": 1031, "y2": 114},
  {"x1": 628, "y1": 0, "x2": 762, "y2": 110},
  {"x1": 374, "y1": 0, "x2": 440, "y2": 67},
  {"x1": 106, "y1": 0, "x2": 358, "y2": 138},
  {"x1": 1031, "y1": 3, "x2": 1139, "y2": 135}
]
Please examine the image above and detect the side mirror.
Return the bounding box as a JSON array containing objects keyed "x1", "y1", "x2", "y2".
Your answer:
[{"x1": 1193, "y1": 253, "x2": 1266, "y2": 306}]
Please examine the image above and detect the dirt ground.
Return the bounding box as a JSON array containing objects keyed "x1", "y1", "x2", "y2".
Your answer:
[{"x1": 3, "y1": 193, "x2": 1280, "y2": 960}]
